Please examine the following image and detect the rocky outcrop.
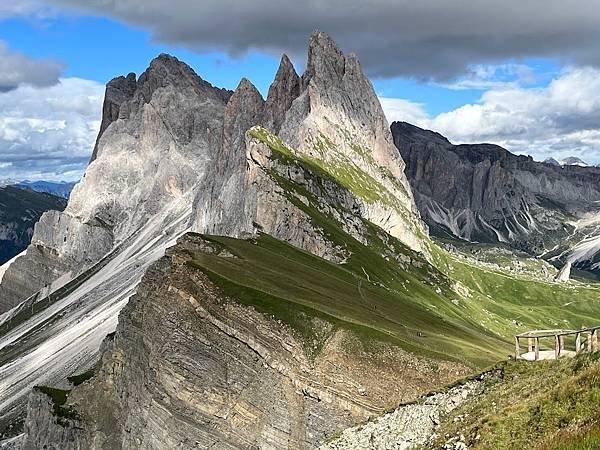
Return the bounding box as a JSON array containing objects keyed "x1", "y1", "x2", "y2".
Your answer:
[
  {"x1": 392, "y1": 122, "x2": 600, "y2": 263},
  {"x1": 279, "y1": 34, "x2": 425, "y2": 255},
  {"x1": 0, "y1": 54, "x2": 232, "y2": 312},
  {"x1": 21, "y1": 234, "x2": 467, "y2": 449},
  {"x1": 194, "y1": 31, "x2": 426, "y2": 256},
  {"x1": 265, "y1": 54, "x2": 301, "y2": 133},
  {"x1": 322, "y1": 380, "x2": 483, "y2": 450},
  {"x1": 90, "y1": 73, "x2": 137, "y2": 163}
]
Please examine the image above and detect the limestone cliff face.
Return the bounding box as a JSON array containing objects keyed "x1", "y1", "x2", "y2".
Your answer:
[
  {"x1": 392, "y1": 121, "x2": 600, "y2": 259},
  {"x1": 20, "y1": 234, "x2": 466, "y2": 449},
  {"x1": 278, "y1": 33, "x2": 425, "y2": 253},
  {"x1": 0, "y1": 55, "x2": 232, "y2": 312},
  {"x1": 90, "y1": 73, "x2": 137, "y2": 163}
]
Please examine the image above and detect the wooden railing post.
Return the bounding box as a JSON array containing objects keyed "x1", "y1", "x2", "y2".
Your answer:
[
  {"x1": 576, "y1": 332, "x2": 582, "y2": 353},
  {"x1": 588, "y1": 331, "x2": 593, "y2": 352},
  {"x1": 555, "y1": 335, "x2": 560, "y2": 359},
  {"x1": 515, "y1": 336, "x2": 520, "y2": 359},
  {"x1": 535, "y1": 337, "x2": 540, "y2": 361},
  {"x1": 592, "y1": 329, "x2": 598, "y2": 352},
  {"x1": 559, "y1": 335, "x2": 565, "y2": 351}
]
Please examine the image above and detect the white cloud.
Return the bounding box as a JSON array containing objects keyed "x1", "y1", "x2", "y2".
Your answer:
[
  {"x1": 439, "y1": 63, "x2": 539, "y2": 91},
  {"x1": 378, "y1": 98, "x2": 429, "y2": 126},
  {"x1": 381, "y1": 67, "x2": 600, "y2": 164},
  {"x1": 0, "y1": 41, "x2": 64, "y2": 91},
  {"x1": 0, "y1": 1, "x2": 42, "y2": 18},
  {"x1": 0, "y1": 77, "x2": 104, "y2": 181}
]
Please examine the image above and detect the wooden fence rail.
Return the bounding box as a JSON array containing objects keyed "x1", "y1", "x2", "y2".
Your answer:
[{"x1": 515, "y1": 327, "x2": 599, "y2": 361}]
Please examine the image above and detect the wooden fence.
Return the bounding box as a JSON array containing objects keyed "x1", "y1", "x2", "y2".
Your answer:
[{"x1": 515, "y1": 327, "x2": 599, "y2": 361}]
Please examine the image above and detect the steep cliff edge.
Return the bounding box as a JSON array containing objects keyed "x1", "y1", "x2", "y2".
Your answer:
[{"x1": 19, "y1": 233, "x2": 473, "y2": 449}]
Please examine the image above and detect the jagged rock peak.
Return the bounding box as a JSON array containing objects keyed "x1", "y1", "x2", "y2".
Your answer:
[
  {"x1": 90, "y1": 72, "x2": 137, "y2": 162},
  {"x1": 234, "y1": 77, "x2": 263, "y2": 98},
  {"x1": 265, "y1": 54, "x2": 301, "y2": 132},
  {"x1": 137, "y1": 53, "x2": 232, "y2": 103},
  {"x1": 224, "y1": 77, "x2": 265, "y2": 130},
  {"x1": 303, "y1": 30, "x2": 346, "y2": 87}
]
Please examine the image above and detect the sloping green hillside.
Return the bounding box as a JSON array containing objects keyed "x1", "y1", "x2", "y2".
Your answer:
[
  {"x1": 431, "y1": 352, "x2": 600, "y2": 449},
  {"x1": 207, "y1": 127, "x2": 600, "y2": 369}
]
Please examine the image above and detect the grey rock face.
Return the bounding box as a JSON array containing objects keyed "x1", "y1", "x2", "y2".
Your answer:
[
  {"x1": 277, "y1": 32, "x2": 426, "y2": 253},
  {"x1": 0, "y1": 54, "x2": 232, "y2": 312},
  {"x1": 21, "y1": 390, "x2": 88, "y2": 450},
  {"x1": 321, "y1": 380, "x2": 483, "y2": 450},
  {"x1": 21, "y1": 234, "x2": 465, "y2": 449},
  {"x1": 265, "y1": 54, "x2": 301, "y2": 133},
  {"x1": 193, "y1": 78, "x2": 266, "y2": 237},
  {"x1": 90, "y1": 73, "x2": 137, "y2": 163},
  {"x1": 392, "y1": 121, "x2": 600, "y2": 259},
  {"x1": 193, "y1": 31, "x2": 426, "y2": 256}
]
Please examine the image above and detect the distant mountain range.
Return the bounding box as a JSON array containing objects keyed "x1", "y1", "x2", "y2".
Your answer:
[
  {"x1": 13, "y1": 180, "x2": 77, "y2": 199},
  {"x1": 543, "y1": 156, "x2": 590, "y2": 167},
  {"x1": 0, "y1": 186, "x2": 67, "y2": 265},
  {"x1": 391, "y1": 121, "x2": 600, "y2": 277}
]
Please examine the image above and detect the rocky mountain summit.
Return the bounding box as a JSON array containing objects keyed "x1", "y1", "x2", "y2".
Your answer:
[{"x1": 391, "y1": 121, "x2": 600, "y2": 276}]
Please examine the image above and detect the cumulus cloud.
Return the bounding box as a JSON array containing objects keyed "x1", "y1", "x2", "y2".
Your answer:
[
  {"x1": 48, "y1": 0, "x2": 600, "y2": 79},
  {"x1": 0, "y1": 41, "x2": 64, "y2": 91},
  {"x1": 379, "y1": 98, "x2": 430, "y2": 126},
  {"x1": 0, "y1": 1, "x2": 44, "y2": 18},
  {"x1": 0, "y1": 77, "x2": 104, "y2": 181},
  {"x1": 381, "y1": 67, "x2": 600, "y2": 164}
]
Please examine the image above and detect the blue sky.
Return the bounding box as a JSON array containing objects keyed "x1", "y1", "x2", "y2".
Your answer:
[
  {"x1": 0, "y1": 1, "x2": 599, "y2": 180},
  {"x1": 1, "y1": 13, "x2": 561, "y2": 115},
  {"x1": 0, "y1": 14, "x2": 490, "y2": 115}
]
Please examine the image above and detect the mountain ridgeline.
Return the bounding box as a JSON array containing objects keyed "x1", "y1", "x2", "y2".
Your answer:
[
  {"x1": 1, "y1": 33, "x2": 599, "y2": 450},
  {"x1": 391, "y1": 121, "x2": 600, "y2": 277}
]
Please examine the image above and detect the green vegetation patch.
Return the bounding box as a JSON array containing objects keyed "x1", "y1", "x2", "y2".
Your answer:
[
  {"x1": 432, "y1": 353, "x2": 600, "y2": 449},
  {"x1": 67, "y1": 368, "x2": 95, "y2": 386},
  {"x1": 34, "y1": 386, "x2": 79, "y2": 422},
  {"x1": 189, "y1": 232, "x2": 510, "y2": 367}
]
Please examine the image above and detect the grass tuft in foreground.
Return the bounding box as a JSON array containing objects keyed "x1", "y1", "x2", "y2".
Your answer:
[{"x1": 432, "y1": 352, "x2": 600, "y2": 449}]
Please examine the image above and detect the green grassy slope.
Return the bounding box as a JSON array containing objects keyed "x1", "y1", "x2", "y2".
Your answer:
[
  {"x1": 189, "y1": 233, "x2": 508, "y2": 367},
  {"x1": 215, "y1": 126, "x2": 600, "y2": 369},
  {"x1": 431, "y1": 352, "x2": 600, "y2": 449}
]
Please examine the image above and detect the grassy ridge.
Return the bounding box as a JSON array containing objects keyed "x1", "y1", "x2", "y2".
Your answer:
[
  {"x1": 190, "y1": 233, "x2": 508, "y2": 366},
  {"x1": 237, "y1": 127, "x2": 600, "y2": 367}
]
